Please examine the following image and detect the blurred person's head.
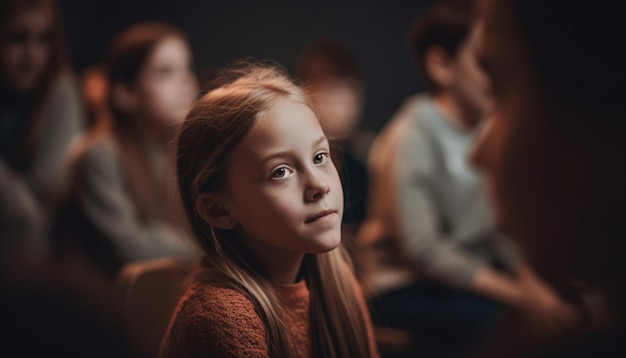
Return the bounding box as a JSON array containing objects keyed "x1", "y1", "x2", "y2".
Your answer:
[
  {"x1": 81, "y1": 64, "x2": 110, "y2": 130},
  {"x1": 296, "y1": 41, "x2": 364, "y2": 140},
  {"x1": 409, "y1": 0, "x2": 489, "y2": 129},
  {"x1": 471, "y1": 0, "x2": 626, "y2": 287},
  {"x1": 0, "y1": 0, "x2": 70, "y2": 173},
  {"x1": 105, "y1": 23, "x2": 198, "y2": 141},
  {"x1": 78, "y1": 23, "x2": 200, "y2": 229},
  {"x1": 0, "y1": 0, "x2": 67, "y2": 94}
]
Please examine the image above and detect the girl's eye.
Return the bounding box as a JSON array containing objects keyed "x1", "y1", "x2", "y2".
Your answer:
[
  {"x1": 270, "y1": 166, "x2": 293, "y2": 179},
  {"x1": 313, "y1": 152, "x2": 328, "y2": 164}
]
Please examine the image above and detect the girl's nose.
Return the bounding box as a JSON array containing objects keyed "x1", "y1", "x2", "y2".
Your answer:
[{"x1": 305, "y1": 171, "x2": 330, "y2": 202}]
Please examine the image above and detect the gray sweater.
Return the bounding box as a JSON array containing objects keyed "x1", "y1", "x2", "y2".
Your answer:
[
  {"x1": 0, "y1": 72, "x2": 84, "y2": 206},
  {"x1": 30, "y1": 73, "x2": 84, "y2": 203},
  {"x1": 0, "y1": 159, "x2": 46, "y2": 271},
  {"x1": 56, "y1": 136, "x2": 192, "y2": 278},
  {"x1": 367, "y1": 94, "x2": 518, "y2": 289}
]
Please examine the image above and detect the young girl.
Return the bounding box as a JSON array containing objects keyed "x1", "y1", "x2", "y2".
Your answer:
[
  {"x1": 161, "y1": 64, "x2": 378, "y2": 357},
  {"x1": 53, "y1": 23, "x2": 197, "y2": 280}
]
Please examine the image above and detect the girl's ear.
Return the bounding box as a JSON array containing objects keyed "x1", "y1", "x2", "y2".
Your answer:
[
  {"x1": 111, "y1": 81, "x2": 138, "y2": 115},
  {"x1": 196, "y1": 193, "x2": 237, "y2": 230},
  {"x1": 425, "y1": 45, "x2": 454, "y2": 88}
]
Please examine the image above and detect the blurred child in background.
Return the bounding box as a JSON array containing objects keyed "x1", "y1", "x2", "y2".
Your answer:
[
  {"x1": 53, "y1": 23, "x2": 198, "y2": 281},
  {"x1": 360, "y1": 1, "x2": 574, "y2": 356},
  {"x1": 0, "y1": 0, "x2": 83, "y2": 273}
]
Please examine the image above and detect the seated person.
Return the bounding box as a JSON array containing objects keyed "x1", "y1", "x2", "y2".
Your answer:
[
  {"x1": 359, "y1": 0, "x2": 572, "y2": 355},
  {"x1": 0, "y1": 0, "x2": 83, "y2": 209},
  {"x1": 53, "y1": 23, "x2": 198, "y2": 281}
]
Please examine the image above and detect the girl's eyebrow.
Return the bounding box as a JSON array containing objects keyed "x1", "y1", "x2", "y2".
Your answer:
[
  {"x1": 259, "y1": 150, "x2": 293, "y2": 167},
  {"x1": 258, "y1": 136, "x2": 328, "y2": 167},
  {"x1": 312, "y1": 136, "x2": 328, "y2": 149}
]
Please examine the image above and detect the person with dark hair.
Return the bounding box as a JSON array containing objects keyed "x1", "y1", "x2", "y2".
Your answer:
[
  {"x1": 296, "y1": 40, "x2": 364, "y2": 143},
  {"x1": 296, "y1": 40, "x2": 368, "y2": 240},
  {"x1": 471, "y1": 0, "x2": 626, "y2": 356},
  {"x1": 359, "y1": 0, "x2": 575, "y2": 355},
  {"x1": 53, "y1": 23, "x2": 198, "y2": 281},
  {"x1": 81, "y1": 64, "x2": 111, "y2": 130},
  {"x1": 0, "y1": 0, "x2": 83, "y2": 207},
  {"x1": 0, "y1": 0, "x2": 84, "y2": 277}
]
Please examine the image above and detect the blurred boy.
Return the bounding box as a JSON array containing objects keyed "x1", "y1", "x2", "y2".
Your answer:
[{"x1": 361, "y1": 0, "x2": 574, "y2": 354}]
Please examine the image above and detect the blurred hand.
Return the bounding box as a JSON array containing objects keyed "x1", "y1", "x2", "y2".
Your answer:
[{"x1": 511, "y1": 265, "x2": 580, "y2": 336}]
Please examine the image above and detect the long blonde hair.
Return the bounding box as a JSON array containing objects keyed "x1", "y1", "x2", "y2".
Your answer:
[{"x1": 176, "y1": 63, "x2": 372, "y2": 357}]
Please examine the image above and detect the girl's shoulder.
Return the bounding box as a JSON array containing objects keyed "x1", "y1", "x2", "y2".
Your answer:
[
  {"x1": 178, "y1": 279, "x2": 261, "y2": 321},
  {"x1": 161, "y1": 279, "x2": 269, "y2": 358}
]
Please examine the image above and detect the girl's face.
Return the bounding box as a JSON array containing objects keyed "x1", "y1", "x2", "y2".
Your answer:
[
  {"x1": 1, "y1": 6, "x2": 53, "y2": 93},
  {"x1": 133, "y1": 35, "x2": 198, "y2": 134},
  {"x1": 224, "y1": 98, "x2": 344, "y2": 258}
]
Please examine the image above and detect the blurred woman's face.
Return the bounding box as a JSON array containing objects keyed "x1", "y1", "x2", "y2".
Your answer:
[
  {"x1": 1, "y1": 6, "x2": 53, "y2": 93},
  {"x1": 312, "y1": 78, "x2": 363, "y2": 140},
  {"x1": 447, "y1": 23, "x2": 492, "y2": 129},
  {"x1": 471, "y1": 0, "x2": 615, "y2": 284},
  {"x1": 133, "y1": 35, "x2": 198, "y2": 135}
]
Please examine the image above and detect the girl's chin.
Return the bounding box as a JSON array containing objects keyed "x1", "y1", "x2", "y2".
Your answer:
[{"x1": 308, "y1": 235, "x2": 342, "y2": 254}]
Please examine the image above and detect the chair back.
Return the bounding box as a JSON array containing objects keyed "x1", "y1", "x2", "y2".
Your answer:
[{"x1": 115, "y1": 257, "x2": 191, "y2": 358}]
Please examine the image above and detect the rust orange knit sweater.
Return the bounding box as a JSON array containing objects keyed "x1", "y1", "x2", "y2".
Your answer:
[{"x1": 160, "y1": 266, "x2": 379, "y2": 358}]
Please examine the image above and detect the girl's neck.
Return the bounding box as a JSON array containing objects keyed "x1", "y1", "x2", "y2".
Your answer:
[{"x1": 242, "y1": 237, "x2": 305, "y2": 284}]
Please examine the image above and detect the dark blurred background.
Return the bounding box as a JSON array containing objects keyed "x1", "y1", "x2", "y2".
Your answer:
[{"x1": 60, "y1": 0, "x2": 435, "y2": 131}]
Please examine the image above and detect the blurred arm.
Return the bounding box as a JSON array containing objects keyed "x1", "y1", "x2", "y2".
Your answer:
[
  {"x1": 394, "y1": 126, "x2": 489, "y2": 289},
  {"x1": 0, "y1": 159, "x2": 46, "y2": 267},
  {"x1": 75, "y1": 142, "x2": 191, "y2": 263},
  {"x1": 28, "y1": 73, "x2": 84, "y2": 205}
]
